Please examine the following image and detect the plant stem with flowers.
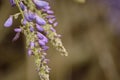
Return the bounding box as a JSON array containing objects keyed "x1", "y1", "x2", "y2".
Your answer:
[{"x1": 4, "y1": 0, "x2": 68, "y2": 80}]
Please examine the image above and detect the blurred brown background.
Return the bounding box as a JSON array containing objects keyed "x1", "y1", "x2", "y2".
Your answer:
[{"x1": 0, "y1": 0, "x2": 120, "y2": 80}]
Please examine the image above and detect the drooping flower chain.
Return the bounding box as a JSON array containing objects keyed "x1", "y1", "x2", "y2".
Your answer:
[{"x1": 4, "y1": 0, "x2": 68, "y2": 80}]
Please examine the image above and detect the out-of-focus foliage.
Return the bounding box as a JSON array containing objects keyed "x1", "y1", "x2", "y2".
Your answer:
[{"x1": 74, "y1": 0, "x2": 86, "y2": 3}]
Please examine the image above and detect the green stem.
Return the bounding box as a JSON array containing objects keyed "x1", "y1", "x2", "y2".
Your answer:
[{"x1": 15, "y1": 0, "x2": 24, "y2": 18}]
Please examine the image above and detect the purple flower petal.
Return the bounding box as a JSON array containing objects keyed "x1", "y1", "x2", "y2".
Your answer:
[
  {"x1": 36, "y1": 24, "x2": 44, "y2": 32},
  {"x1": 35, "y1": 15, "x2": 46, "y2": 25},
  {"x1": 9, "y1": 0, "x2": 16, "y2": 6},
  {"x1": 43, "y1": 59, "x2": 49, "y2": 64},
  {"x1": 30, "y1": 42, "x2": 35, "y2": 48},
  {"x1": 24, "y1": 11, "x2": 33, "y2": 22},
  {"x1": 38, "y1": 40, "x2": 46, "y2": 46},
  {"x1": 12, "y1": 32, "x2": 20, "y2": 41},
  {"x1": 4, "y1": 16, "x2": 13, "y2": 27},
  {"x1": 33, "y1": 0, "x2": 49, "y2": 9},
  {"x1": 28, "y1": 49, "x2": 33, "y2": 56},
  {"x1": 20, "y1": 2, "x2": 26, "y2": 10},
  {"x1": 46, "y1": 15, "x2": 55, "y2": 19},
  {"x1": 14, "y1": 28, "x2": 22, "y2": 32},
  {"x1": 47, "y1": 10, "x2": 54, "y2": 15},
  {"x1": 48, "y1": 18, "x2": 56, "y2": 24},
  {"x1": 42, "y1": 37, "x2": 48, "y2": 43},
  {"x1": 50, "y1": 27, "x2": 56, "y2": 32},
  {"x1": 22, "y1": 19, "x2": 27, "y2": 25},
  {"x1": 37, "y1": 32, "x2": 44, "y2": 39},
  {"x1": 28, "y1": 10, "x2": 35, "y2": 20},
  {"x1": 42, "y1": 46, "x2": 49, "y2": 51},
  {"x1": 30, "y1": 26, "x2": 34, "y2": 32},
  {"x1": 44, "y1": 5, "x2": 51, "y2": 10},
  {"x1": 37, "y1": 32, "x2": 48, "y2": 43},
  {"x1": 53, "y1": 22, "x2": 58, "y2": 27}
]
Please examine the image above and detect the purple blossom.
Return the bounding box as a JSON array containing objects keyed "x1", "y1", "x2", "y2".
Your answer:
[
  {"x1": 48, "y1": 18, "x2": 56, "y2": 24},
  {"x1": 20, "y1": 2, "x2": 26, "y2": 10},
  {"x1": 12, "y1": 32, "x2": 20, "y2": 41},
  {"x1": 22, "y1": 19, "x2": 27, "y2": 25},
  {"x1": 30, "y1": 26, "x2": 34, "y2": 32},
  {"x1": 9, "y1": 0, "x2": 16, "y2": 6},
  {"x1": 30, "y1": 42, "x2": 35, "y2": 48},
  {"x1": 37, "y1": 32, "x2": 44, "y2": 39},
  {"x1": 43, "y1": 59, "x2": 49, "y2": 64},
  {"x1": 46, "y1": 15, "x2": 55, "y2": 19},
  {"x1": 4, "y1": 16, "x2": 13, "y2": 27},
  {"x1": 42, "y1": 46, "x2": 49, "y2": 51},
  {"x1": 33, "y1": 0, "x2": 49, "y2": 9},
  {"x1": 28, "y1": 10, "x2": 36, "y2": 20},
  {"x1": 50, "y1": 27, "x2": 56, "y2": 32},
  {"x1": 28, "y1": 49, "x2": 33, "y2": 56},
  {"x1": 37, "y1": 32, "x2": 48, "y2": 43},
  {"x1": 24, "y1": 10, "x2": 35, "y2": 22},
  {"x1": 38, "y1": 40, "x2": 46, "y2": 46},
  {"x1": 44, "y1": 5, "x2": 51, "y2": 10},
  {"x1": 46, "y1": 10, "x2": 54, "y2": 15},
  {"x1": 36, "y1": 24, "x2": 44, "y2": 32},
  {"x1": 14, "y1": 28, "x2": 22, "y2": 32},
  {"x1": 42, "y1": 37, "x2": 48, "y2": 43},
  {"x1": 35, "y1": 15, "x2": 46, "y2": 25},
  {"x1": 53, "y1": 22, "x2": 58, "y2": 27},
  {"x1": 24, "y1": 11, "x2": 32, "y2": 22}
]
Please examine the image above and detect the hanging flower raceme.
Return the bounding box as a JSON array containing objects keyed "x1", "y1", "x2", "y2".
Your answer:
[{"x1": 4, "y1": 0, "x2": 68, "y2": 80}]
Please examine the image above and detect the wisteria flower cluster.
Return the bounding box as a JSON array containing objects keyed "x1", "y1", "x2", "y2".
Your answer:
[{"x1": 4, "y1": 0, "x2": 68, "y2": 80}]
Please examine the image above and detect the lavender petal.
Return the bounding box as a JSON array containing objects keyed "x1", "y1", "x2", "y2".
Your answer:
[
  {"x1": 38, "y1": 40, "x2": 46, "y2": 46},
  {"x1": 42, "y1": 46, "x2": 49, "y2": 51},
  {"x1": 30, "y1": 26, "x2": 34, "y2": 32},
  {"x1": 20, "y1": 2, "x2": 26, "y2": 10},
  {"x1": 33, "y1": 0, "x2": 49, "y2": 9},
  {"x1": 47, "y1": 10, "x2": 54, "y2": 15},
  {"x1": 28, "y1": 49, "x2": 33, "y2": 56},
  {"x1": 12, "y1": 32, "x2": 20, "y2": 41},
  {"x1": 30, "y1": 42, "x2": 35, "y2": 48},
  {"x1": 35, "y1": 15, "x2": 46, "y2": 25},
  {"x1": 53, "y1": 22, "x2": 58, "y2": 27},
  {"x1": 4, "y1": 16, "x2": 13, "y2": 27},
  {"x1": 9, "y1": 0, "x2": 16, "y2": 6},
  {"x1": 14, "y1": 28, "x2": 22, "y2": 32},
  {"x1": 37, "y1": 32, "x2": 44, "y2": 39},
  {"x1": 36, "y1": 24, "x2": 44, "y2": 32}
]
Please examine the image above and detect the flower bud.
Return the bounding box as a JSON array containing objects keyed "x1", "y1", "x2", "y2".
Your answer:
[
  {"x1": 46, "y1": 15, "x2": 55, "y2": 19},
  {"x1": 30, "y1": 42, "x2": 35, "y2": 48},
  {"x1": 47, "y1": 10, "x2": 54, "y2": 15},
  {"x1": 28, "y1": 10, "x2": 35, "y2": 20},
  {"x1": 48, "y1": 18, "x2": 56, "y2": 24},
  {"x1": 42, "y1": 46, "x2": 49, "y2": 51},
  {"x1": 37, "y1": 32, "x2": 44, "y2": 39},
  {"x1": 12, "y1": 32, "x2": 20, "y2": 41},
  {"x1": 4, "y1": 16, "x2": 13, "y2": 27},
  {"x1": 14, "y1": 28, "x2": 22, "y2": 32},
  {"x1": 36, "y1": 24, "x2": 44, "y2": 32},
  {"x1": 33, "y1": 0, "x2": 49, "y2": 9},
  {"x1": 9, "y1": 0, "x2": 16, "y2": 6},
  {"x1": 30, "y1": 26, "x2": 34, "y2": 32},
  {"x1": 24, "y1": 10, "x2": 35, "y2": 22},
  {"x1": 28, "y1": 49, "x2": 33, "y2": 56},
  {"x1": 22, "y1": 19, "x2": 27, "y2": 25},
  {"x1": 53, "y1": 22, "x2": 58, "y2": 27},
  {"x1": 35, "y1": 15, "x2": 46, "y2": 25},
  {"x1": 38, "y1": 40, "x2": 46, "y2": 46},
  {"x1": 20, "y1": 2, "x2": 26, "y2": 10}
]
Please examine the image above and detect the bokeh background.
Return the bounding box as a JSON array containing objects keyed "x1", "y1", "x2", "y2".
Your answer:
[{"x1": 0, "y1": 0, "x2": 120, "y2": 80}]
